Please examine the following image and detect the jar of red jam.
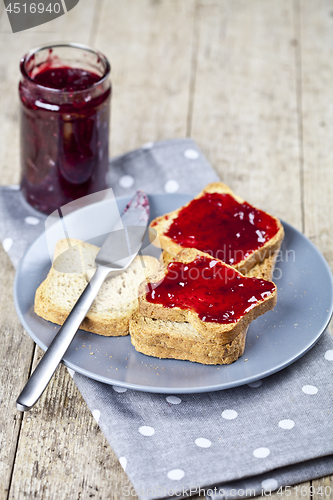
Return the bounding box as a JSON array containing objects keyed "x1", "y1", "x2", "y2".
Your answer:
[{"x1": 19, "y1": 43, "x2": 111, "y2": 214}]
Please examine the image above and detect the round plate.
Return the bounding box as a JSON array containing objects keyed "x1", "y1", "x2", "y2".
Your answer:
[{"x1": 13, "y1": 193, "x2": 333, "y2": 393}]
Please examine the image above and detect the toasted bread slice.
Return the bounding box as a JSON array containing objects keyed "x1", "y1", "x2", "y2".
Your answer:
[
  {"x1": 34, "y1": 239, "x2": 159, "y2": 336},
  {"x1": 138, "y1": 248, "x2": 277, "y2": 343},
  {"x1": 160, "y1": 249, "x2": 279, "y2": 281},
  {"x1": 245, "y1": 252, "x2": 278, "y2": 280},
  {"x1": 130, "y1": 313, "x2": 248, "y2": 365},
  {"x1": 150, "y1": 182, "x2": 284, "y2": 275}
]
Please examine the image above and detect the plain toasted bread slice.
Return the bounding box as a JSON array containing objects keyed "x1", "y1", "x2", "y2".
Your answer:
[
  {"x1": 34, "y1": 239, "x2": 159, "y2": 336},
  {"x1": 130, "y1": 314, "x2": 248, "y2": 365},
  {"x1": 150, "y1": 182, "x2": 284, "y2": 275},
  {"x1": 138, "y1": 248, "x2": 277, "y2": 343}
]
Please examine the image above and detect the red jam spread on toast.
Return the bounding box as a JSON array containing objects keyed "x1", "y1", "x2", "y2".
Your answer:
[
  {"x1": 146, "y1": 256, "x2": 276, "y2": 323},
  {"x1": 165, "y1": 193, "x2": 279, "y2": 265}
]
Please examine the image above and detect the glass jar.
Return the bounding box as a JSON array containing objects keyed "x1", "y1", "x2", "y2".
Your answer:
[{"x1": 19, "y1": 43, "x2": 111, "y2": 214}]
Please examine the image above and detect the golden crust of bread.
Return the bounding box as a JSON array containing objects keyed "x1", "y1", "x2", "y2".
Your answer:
[
  {"x1": 150, "y1": 182, "x2": 284, "y2": 275},
  {"x1": 138, "y1": 248, "x2": 277, "y2": 343},
  {"x1": 130, "y1": 311, "x2": 249, "y2": 351},
  {"x1": 130, "y1": 315, "x2": 248, "y2": 365}
]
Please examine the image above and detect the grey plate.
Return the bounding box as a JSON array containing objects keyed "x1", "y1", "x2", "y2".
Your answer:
[{"x1": 14, "y1": 194, "x2": 333, "y2": 393}]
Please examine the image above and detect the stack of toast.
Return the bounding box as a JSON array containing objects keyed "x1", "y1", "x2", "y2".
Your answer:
[
  {"x1": 130, "y1": 183, "x2": 284, "y2": 364},
  {"x1": 34, "y1": 182, "x2": 284, "y2": 365},
  {"x1": 130, "y1": 248, "x2": 277, "y2": 364}
]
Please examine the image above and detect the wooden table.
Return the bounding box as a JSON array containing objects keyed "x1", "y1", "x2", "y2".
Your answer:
[{"x1": 0, "y1": 1, "x2": 332, "y2": 498}]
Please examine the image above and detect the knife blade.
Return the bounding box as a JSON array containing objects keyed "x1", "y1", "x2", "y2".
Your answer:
[
  {"x1": 16, "y1": 190, "x2": 149, "y2": 412},
  {"x1": 96, "y1": 189, "x2": 149, "y2": 268}
]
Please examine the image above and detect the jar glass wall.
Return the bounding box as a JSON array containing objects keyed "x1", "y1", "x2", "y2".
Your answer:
[{"x1": 19, "y1": 43, "x2": 111, "y2": 214}]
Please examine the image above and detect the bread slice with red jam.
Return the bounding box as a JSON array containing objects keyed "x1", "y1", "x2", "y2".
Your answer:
[
  {"x1": 133, "y1": 248, "x2": 277, "y2": 347},
  {"x1": 149, "y1": 182, "x2": 284, "y2": 276}
]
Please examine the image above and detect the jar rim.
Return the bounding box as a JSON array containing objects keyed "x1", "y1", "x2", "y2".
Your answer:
[{"x1": 20, "y1": 42, "x2": 111, "y2": 94}]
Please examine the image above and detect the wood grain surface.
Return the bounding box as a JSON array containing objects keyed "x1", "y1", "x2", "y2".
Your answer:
[
  {"x1": 0, "y1": 0, "x2": 331, "y2": 499},
  {"x1": 95, "y1": 0, "x2": 195, "y2": 156},
  {"x1": 297, "y1": 2, "x2": 333, "y2": 497}
]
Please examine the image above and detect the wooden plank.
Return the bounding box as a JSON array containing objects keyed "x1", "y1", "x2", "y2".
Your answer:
[
  {"x1": 312, "y1": 476, "x2": 333, "y2": 500},
  {"x1": 283, "y1": 0, "x2": 333, "y2": 497},
  {"x1": 0, "y1": 249, "x2": 35, "y2": 499},
  {"x1": 9, "y1": 348, "x2": 135, "y2": 500},
  {"x1": 299, "y1": 0, "x2": 333, "y2": 268},
  {"x1": 94, "y1": 0, "x2": 196, "y2": 157},
  {"x1": 191, "y1": 0, "x2": 302, "y2": 229},
  {"x1": 0, "y1": 0, "x2": 100, "y2": 186},
  {"x1": 298, "y1": 0, "x2": 333, "y2": 491}
]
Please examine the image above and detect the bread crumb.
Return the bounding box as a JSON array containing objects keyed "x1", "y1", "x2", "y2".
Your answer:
[
  {"x1": 90, "y1": 352, "x2": 94, "y2": 355},
  {"x1": 244, "y1": 358, "x2": 248, "y2": 362}
]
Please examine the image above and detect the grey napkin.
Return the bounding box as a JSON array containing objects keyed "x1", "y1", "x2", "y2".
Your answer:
[{"x1": 1, "y1": 138, "x2": 333, "y2": 500}]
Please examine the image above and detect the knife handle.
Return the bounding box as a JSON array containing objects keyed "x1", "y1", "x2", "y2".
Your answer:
[{"x1": 16, "y1": 265, "x2": 111, "y2": 412}]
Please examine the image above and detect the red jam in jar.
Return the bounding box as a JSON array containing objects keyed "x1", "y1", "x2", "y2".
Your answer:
[
  {"x1": 19, "y1": 43, "x2": 111, "y2": 214},
  {"x1": 165, "y1": 193, "x2": 279, "y2": 265},
  {"x1": 146, "y1": 256, "x2": 276, "y2": 323}
]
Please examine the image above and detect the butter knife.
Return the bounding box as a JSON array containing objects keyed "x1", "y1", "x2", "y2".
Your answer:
[{"x1": 16, "y1": 190, "x2": 149, "y2": 412}]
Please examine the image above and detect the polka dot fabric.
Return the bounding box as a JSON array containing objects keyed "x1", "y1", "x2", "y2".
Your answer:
[
  {"x1": 74, "y1": 334, "x2": 333, "y2": 500},
  {"x1": 107, "y1": 138, "x2": 218, "y2": 198},
  {"x1": 0, "y1": 139, "x2": 332, "y2": 500}
]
